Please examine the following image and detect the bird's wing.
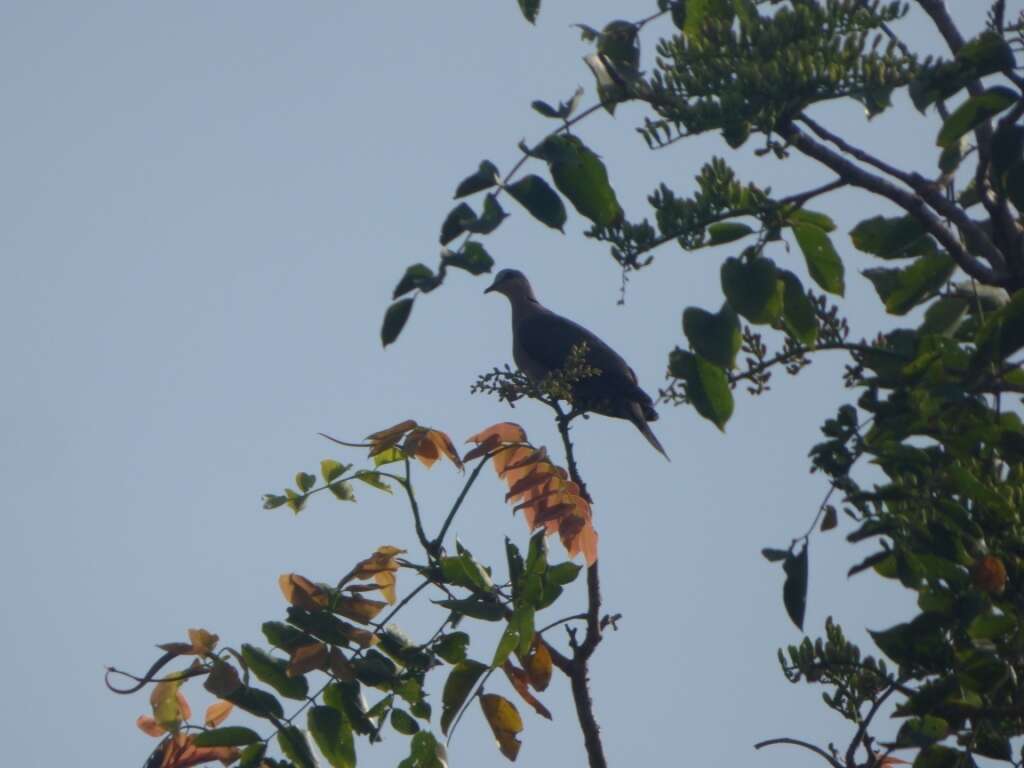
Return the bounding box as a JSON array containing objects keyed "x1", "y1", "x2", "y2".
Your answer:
[{"x1": 516, "y1": 310, "x2": 630, "y2": 378}]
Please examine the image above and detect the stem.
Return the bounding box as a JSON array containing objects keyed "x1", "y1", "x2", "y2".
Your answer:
[
  {"x1": 551, "y1": 407, "x2": 608, "y2": 768},
  {"x1": 754, "y1": 737, "x2": 844, "y2": 768},
  {"x1": 432, "y1": 454, "x2": 496, "y2": 554},
  {"x1": 400, "y1": 457, "x2": 432, "y2": 556}
]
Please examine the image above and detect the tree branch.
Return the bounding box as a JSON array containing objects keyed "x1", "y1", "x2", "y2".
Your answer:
[
  {"x1": 779, "y1": 121, "x2": 1002, "y2": 284},
  {"x1": 754, "y1": 737, "x2": 845, "y2": 768}
]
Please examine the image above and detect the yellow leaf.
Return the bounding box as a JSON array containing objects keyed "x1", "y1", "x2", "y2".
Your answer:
[
  {"x1": 521, "y1": 637, "x2": 552, "y2": 692},
  {"x1": 150, "y1": 678, "x2": 189, "y2": 730},
  {"x1": 203, "y1": 700, "x2": 233, "y2": 728},
  {"x1": 288, "y1": 643, "x2": 328, "y2": 677},
  {"x1": 278, "y1": 573, "x2": 329, "y2": 610},
  {"x1": 479, "y1": 693, "x2": 523, "y2": 761},
  {"x1": 375, "y1": 571, "x2": 398, "y2": 604},
  {"x1": 187, "y1": 628, "x2": 219, "y2": 656}
]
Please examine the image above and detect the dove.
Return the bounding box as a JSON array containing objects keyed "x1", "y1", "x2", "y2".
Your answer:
[{"x1": 485, "y1": 268, "x2": 668, "y2": 459}]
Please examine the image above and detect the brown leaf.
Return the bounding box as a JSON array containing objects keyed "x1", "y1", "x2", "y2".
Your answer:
[
  {"x1": 279, "y1": 573, "x2": 329, "y2": 610},
  {"x1": 502, "y1": 661, "x2": 552, "y2": 720},
  {"x1": 188, "y1": 629, "x2": 219, "y2": 656},
  {"x1": 203, "y1": 700, "x2": 233, "y2": 728},
  {"x1": 366, "y1": 419, "x2": 419, "y2": 442},
  {"x1": 288, "y1": 642, "x2": 328, "y2": 677},
  {"x1": 426, "y1": 429, "x2": 464, "y2": 470},
  {"x1": 334, "y1": 594, "x2": 388, "y2": 624},
  {"x1": 505, "y1": 470, "x2": 556, "y2": 503},
  {"x1": 521, "y1": 637, "x2": 552, "y2": 691},
  {"x1": 351, "y1": 545, "x2": 404, "y2": 578},
  {"x1": 494, "y1": 445, "x2": 534, "y2": 479},
  {"x1": 328, "y1": 647, "x2": 356, "y2": 682},
  {"x1": 479, "y1": 693, "x2": 523, "y2": 761},
  {"x1": 463, "y1": 434, "x2": 502, "y2": 462},
  {"x1": 820, "y1": 505, "x2": 838, "y2": 532},
  {"x1": 341, "y1": 621, "x2": 379, "y2": 649},
  {"x1": 411, "y1": 430, "x2": 441, "y2": 468}
]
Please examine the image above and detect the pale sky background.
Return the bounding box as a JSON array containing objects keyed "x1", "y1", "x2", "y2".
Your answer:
[{"x1": 0, "y1": 2, "x2": 1006, "y2": 767}]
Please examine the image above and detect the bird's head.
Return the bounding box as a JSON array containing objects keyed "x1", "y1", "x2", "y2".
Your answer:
[{"x1": 484, "y1": 269, "x2": 536, "y2": 301}]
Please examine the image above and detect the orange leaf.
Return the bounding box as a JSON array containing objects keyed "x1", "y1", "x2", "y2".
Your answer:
[
  {"x1": 158, "y1": 733, "x2": 241, "y2": 768},
  {"x1": 479, "y1": 693, "x2": 524, "y2": 761},
  {"x1": 187, "y1": 629, "x2": 219, "y2": 656},
  {"x1": 366, "y1": 419, "x2": 419, "y2": 442},
  {"x1": 411, "y1": 431, "x2": 441, "y2": 468},
  {"x1": 288, "y1": 642, "x2": 328, "y2": 677},
  {"x1": 505, "y1": 470, "x2": 556, "y2": 503},
  {"x1": 425, "y1": 429, "x2": 464, "y2": 470},
  {"x1": 137, "y1": 715, "x2": 167, "y2": 737},
  {"x1": 467, "y1": 422, "x2": 527, "y2": 446},
  {"x1": 502, "y1": 661, "x2": 552, "y2": 720},
  {"x1": 279, "y1": 573, "x2": 328, "y2": 610},
  {"x1": 203, "y1": 700, "x2": 233, "y2": 728},
  {"x1": 351, "y1": 546, "x2": 404, "y2": 578},
  {"x1": 494, "y1": 445, "x2": 534, "y2": 479},
  {"x1": 520, "y1": 636, "x2": 552, "y2": 691}
]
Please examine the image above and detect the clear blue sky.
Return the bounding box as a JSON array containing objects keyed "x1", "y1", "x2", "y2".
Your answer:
[{"x1": 0, "y1": 2, "x2": 993, "y2": 766}]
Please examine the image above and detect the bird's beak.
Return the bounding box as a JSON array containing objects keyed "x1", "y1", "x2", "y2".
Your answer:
[{"x1": 484, "y1": 278, "x2": 498, "y2": 294}]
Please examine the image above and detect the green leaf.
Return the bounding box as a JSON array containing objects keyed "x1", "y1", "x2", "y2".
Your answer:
[
  {"x1": 850, "y1": 215, "x2": 936, "y2": 260},
  {"x1": 391, "y1": 708, "x2": 420, "y2": 735},
  {"x1": 262, "y1": 494, "x2": 287, "y2": 510},
  {"x1": 517, "y1": 0, "x2": 539, "y2": 24},
  {"x1": 683, "y1": 303, "x2": 742, "y2": 369},
  {"x1": 353, "y1": 649, "x2": 398, "y2": 687},
  {"x1": 761, "y1": 548, "x2": 789, "y2": 562},
  {"x1": 320, "y1": 460, "x2": 349, "y2": 484},
  {"x1": 241, "y1": 644, "x2": 309, "y2": 700},
  {"x1": 353, "y1": 471, "x2": 392, "y2": 494},
  {"x1": 531, "y1": 100, "x2": 559, "y2": 118},
  {"x1": 439, "y1": 202, "x2": 476, "y2": 245},
  {"x1": 971, "y1": 288, "x2": 1024, "y2": 371},
  {"x1": 192, "y1": 726, "x2": 261, "y2": 747},
  {"x1": 780, "y1": 270, "x2": 818, "y2": 346},
  {"x1": 913, "y1": 745, "x2": 964, "y2": 768},
  {"x1": 870, "y1": 614, "x2": 950, "y2": 670},
  {"x1": 464, "y1": 194, "x2": 507, "y2": 235},
  {"x1": 506, "y1": 175, "x2": 567, "y2": 231},
  {"x1": 262, "y1": 621, "x2": 315, "y2": 653},
  {"x1": 540, "y1": 136, "x2": 623, "y2": 227},
  {"x1": 897, "y1": 716, "x2": 949, "y2": 747},
  {"x1": 295, "y1": 472, "x2": 315, "y2": 493},
  {"x1": 434, "y1": 632, "x2": 470, "y2": 664},
  {"x1": 324, "y1": 681, "x2": 375, "y2": 736},
  {"x1": 546, "y1": 561, "x2": 582, "y2": 586},
  {"x1": 308, "y1": 706, "x2": 356, "y2": 768},
  {"x1": 443, "y1": 242, "x2": 494, "y2": 276},
  {"x1": 285, "y1": 488, "x2": 306, "y2": 514},
  {"x1": 705, "y1": 222, "x2": 755, "y2": 245},
  {"x1": 782, "y1": 544, "x2": 808, "y2": 630},
  {"x1": 441, "y1": 660, "x2": 487, "y2": 735},
  {"x1": 683, "y1": 0, "x2": 734, "y2": 39},
  {"x1": 937, "y1": 86, "x2": 1018, "y2": 148},
  {"x1": 278, "y1": 725, "x2": 318, "y2": 768},
  {"x1": 381, "y1": 298, "x2": 414, "y2": 347},
  {"x1": 957, "y1": 648, "x2": 1009, "y2": 692},
  {"x1": 920, "y1": 296, "x2": 968, "y2": 336},
  {"x1": 786, "y1": 209, "x2": 836, "y2": 232},
  {"x1": 224, "y1": 686, "x2": 285, "y2": 720},
  {"x1": 720, "y1": 256, "x2": 782, "y2": 324},
  {"x1": 792, "y1": 223, "x2": 844, "y2": 296},
  {"x1": 373, "y1": 446, "x2": 405, "y2": 467},
  {"x1": 667, "y1": 349, "x2": 734, "y2": 430},
  {"x1": 393, "y1": 264, "x2": 440, "y2": 299},
  {"x1": 328, "y1": 480, "x2": 355, "y2": 501},
  {"x1": 967, "y1": 612, "x2": 1017, "y2": 640},
  {"x1": 863, "y1": 252, "x2": 955, "y2": 315},
  {"x1": 238, "y1": 744, "x2": 267, "y2": 768},
  {"x1": 436, "y1": 597, "x2": 506, "y2": 622},
  {"x1": 454, "y1": 160, "x2": 500, "y2": 198}
]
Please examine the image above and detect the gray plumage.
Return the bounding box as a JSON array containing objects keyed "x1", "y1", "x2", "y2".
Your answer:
[{"x1": 485, "y1": 269, "x2": 668, "y2": 459}]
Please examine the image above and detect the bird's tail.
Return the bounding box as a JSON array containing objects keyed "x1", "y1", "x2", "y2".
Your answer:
[{"x1": 627, "y1": 401, "x2": 669, "y2": 460}]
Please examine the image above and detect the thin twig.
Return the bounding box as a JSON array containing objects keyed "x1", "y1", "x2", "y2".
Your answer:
[{"x1": 754, "y1": 737, "x2": 845, "y2": 768}]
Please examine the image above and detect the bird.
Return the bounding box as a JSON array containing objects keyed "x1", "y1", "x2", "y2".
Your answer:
[{"x1": 485, "y1": 268, "x2": 668, "y2": 459}]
